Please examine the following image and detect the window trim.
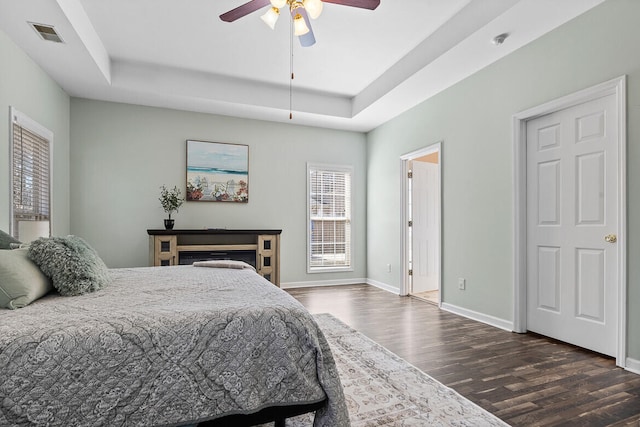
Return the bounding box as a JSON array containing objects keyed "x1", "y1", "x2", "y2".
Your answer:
[
  {"x1": 9, "y1": 107, "x2": 54, "y2": 238},
  {"x1": 306, "y1": 162, "x2": 354, "y2": 274}
]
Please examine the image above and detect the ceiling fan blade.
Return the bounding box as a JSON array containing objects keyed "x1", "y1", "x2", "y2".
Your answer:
[
  {"x1": 322, "y1": 0, "x2": 380, "y2": 10},
  {"x1": 219, "y1": 0, "x2": 271, "y2": 22},
  {"x1": 292, "y1": 7, "x2": 316, "y2": 47}
]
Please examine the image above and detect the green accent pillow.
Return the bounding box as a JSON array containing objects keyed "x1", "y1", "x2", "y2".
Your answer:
[
  {"x1": 0, "y1": 248, "x2": 52, "y2": 309},
  {"x1": 28, "y1": 235, "x2": 111, "y2": 296},
  {"x1": 0, "y1": 229, "x2": 21, "y2": 250}
]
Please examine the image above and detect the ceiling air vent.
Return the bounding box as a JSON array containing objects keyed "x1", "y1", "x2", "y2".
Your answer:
[{"x1": 29, "y1": 22, "x2": 64, "y2": 43}]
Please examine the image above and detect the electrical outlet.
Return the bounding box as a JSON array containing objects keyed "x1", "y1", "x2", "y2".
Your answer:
[
  {"x1": 458, "y1": 278, "x2": 466, "y2": 290},
  {"x1": 387, "y1": 264, "x2": 392, "y2": 273}
]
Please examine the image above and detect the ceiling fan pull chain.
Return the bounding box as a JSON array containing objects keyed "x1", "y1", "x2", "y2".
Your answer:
[
  {"x1": 290, "y1": 72, "x2": 294, "y2": 119},
  {"x1": 290, "y1": 16, "x2": 294, "y2": 120}
]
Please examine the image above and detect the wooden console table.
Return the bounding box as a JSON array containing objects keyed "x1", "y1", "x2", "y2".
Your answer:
[{"x1": 147, "y1": 229, "x2": 281, "y2": 286}]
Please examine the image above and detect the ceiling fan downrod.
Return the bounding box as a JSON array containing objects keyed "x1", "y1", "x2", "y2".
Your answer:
[{"x1": 218, "y1": 0, "x2": 381, "y2": 119}]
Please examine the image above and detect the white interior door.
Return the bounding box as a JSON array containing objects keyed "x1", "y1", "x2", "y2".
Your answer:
[
  {"x1": 411, "y1": 160, "x2": 439, "y2": 293},
  {"x1": 526, "y1": 93, "x2": 618, "y2": 357}
]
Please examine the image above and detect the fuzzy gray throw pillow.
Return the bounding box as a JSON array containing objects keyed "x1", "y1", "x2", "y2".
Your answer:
[{"x1": 28, "y1": 235, "x2": 110, "y2": 296}]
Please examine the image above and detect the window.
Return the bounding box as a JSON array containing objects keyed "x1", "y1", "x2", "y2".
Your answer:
[
  {"x1": 10, "y1": 108, "x2": 52, "y2": 240},
  {"x1": 307, "y1": 163, "x2": 353, "y2": 272}
]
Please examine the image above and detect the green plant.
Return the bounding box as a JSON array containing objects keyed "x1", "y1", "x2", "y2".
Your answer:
[{"x1": 159, "y1": 185, "x2": 184, "y2": 219}]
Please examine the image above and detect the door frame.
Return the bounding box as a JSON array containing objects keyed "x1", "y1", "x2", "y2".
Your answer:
[
  {"x1": 512, "y1": 76, "x2": 627, "y2": 367},
  {"x1": 400, "y1": 142, "x2": 442, "y2": 300}
]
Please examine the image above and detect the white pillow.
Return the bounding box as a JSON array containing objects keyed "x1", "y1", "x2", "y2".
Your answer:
[
  {"x1": 0, "y1": 248, "x2": 52, "y2": 309},
  {"x1": 192, "y1": 259, "x2": 256, "y2": 272}
]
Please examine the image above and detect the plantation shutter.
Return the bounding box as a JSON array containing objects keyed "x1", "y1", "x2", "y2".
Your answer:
[
  {"x1": 308, "y1": 165, "x2": 352, "y2": 270},
  {"x1": 12, "y1": 123, "x2": 50, "y2": 239}
]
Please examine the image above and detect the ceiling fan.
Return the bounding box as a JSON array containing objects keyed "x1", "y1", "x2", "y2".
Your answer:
[{"x1": 219, "y1": 0, "x2": 380, "y2": 47}]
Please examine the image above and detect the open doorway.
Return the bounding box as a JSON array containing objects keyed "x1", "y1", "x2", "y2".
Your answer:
[{"x1": 400, "y1": 143, "x2": 442, "y2": 305}]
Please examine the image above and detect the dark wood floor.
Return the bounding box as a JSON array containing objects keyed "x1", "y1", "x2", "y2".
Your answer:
[{"x1": 286, "y1": 284, "x2": 640, "y2": 427}]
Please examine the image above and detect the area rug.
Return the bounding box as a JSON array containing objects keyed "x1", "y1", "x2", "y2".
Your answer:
[{"x1": 284, "y1": 313, "x2": 510, "y2": 426}]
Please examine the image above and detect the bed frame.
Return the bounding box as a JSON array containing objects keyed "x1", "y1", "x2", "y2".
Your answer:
[{"x1": 201, "y1": 400, "x2": 325, "y2": 426}]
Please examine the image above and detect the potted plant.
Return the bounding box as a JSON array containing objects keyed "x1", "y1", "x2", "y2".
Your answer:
[{"x1": 159, "y1": 185, "x2": 184, "y2": 229}]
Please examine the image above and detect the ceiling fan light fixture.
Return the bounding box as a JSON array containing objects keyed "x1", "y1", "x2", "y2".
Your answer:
[
  {"x1": 270, "y1": 0, "x2": 287, "y2": 8},
  {"x1": 304, "y1": 0, "x2": 323, "y2": 19},
  {"x1": 261, "y1": 7, "x2": 280, "y2": 30},
  {"x1": 293, "y1": 13, "x2": 309, "y2": 36}
]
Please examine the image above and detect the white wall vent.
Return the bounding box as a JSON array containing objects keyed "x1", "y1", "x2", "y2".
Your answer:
[{"x1": 29, "y1": 22, "x2": 64, "y2": 43}]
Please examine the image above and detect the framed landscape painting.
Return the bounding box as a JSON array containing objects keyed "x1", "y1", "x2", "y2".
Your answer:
[{"x1": 186, "y1": 140, "x2": 249, "y2": 202}]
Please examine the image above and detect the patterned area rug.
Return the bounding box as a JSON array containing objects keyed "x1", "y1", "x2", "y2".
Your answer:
[{"x1": 284, "y1": 313, "x2": 510, "y2": 426}]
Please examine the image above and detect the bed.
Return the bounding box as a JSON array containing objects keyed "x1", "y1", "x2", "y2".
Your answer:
[{"x1": 0, "y1": 265, "x2": 350, "y2": 426}]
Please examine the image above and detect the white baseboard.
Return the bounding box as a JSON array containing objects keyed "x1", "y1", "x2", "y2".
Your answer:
[
  {"x1": 365, "y1": 278, "x2": 400, "y2": 295},
  {"x1": 441, "y1": 302, "x2": 514, "y2": 332},
  {"x1": 283, "y1": 279, "x2": 640, "y2": 375},
  {"x1": 281, "y1": 278, "x2": 367, "y2": 289},
  {"x1": 625, "y1": 357, "x2": 640, "y2": 375}
]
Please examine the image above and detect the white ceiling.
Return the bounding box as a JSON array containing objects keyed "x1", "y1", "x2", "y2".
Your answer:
[{"x1": 0, "y1": 0, "x2": 605, "y2": 132}]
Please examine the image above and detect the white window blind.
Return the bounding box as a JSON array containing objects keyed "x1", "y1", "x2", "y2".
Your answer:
[
  {"x1": 12, "y1": 121, "x2": 51, "y2": 240},
  {"x1": 308, "y1": 164, "x2": 352, "y2": 271}
]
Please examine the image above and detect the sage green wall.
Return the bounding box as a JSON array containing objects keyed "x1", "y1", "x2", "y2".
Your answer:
[
  {"x1": 0, "y1": 29, "x2": 70, "y2": 236},
  {"x1": 69, "y1": 99, "x2": 367, "y2": 285},
  {"x1": 367, "y1": 0, "x2": 640, "y2": 359}
]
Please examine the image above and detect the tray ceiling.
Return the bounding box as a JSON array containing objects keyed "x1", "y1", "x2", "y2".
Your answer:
[{"x1": 0, "y1": 0, "x2": 605, "y2": 131}]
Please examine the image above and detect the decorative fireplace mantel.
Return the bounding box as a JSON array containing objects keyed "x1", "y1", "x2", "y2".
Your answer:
[{"x1": 147, "y1": 229, "x2": 281, "y2": 286}]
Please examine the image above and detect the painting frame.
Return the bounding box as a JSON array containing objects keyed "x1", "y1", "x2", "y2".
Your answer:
[{"x1": 186, "y1": 140, "x2": 249, "y2": 203}]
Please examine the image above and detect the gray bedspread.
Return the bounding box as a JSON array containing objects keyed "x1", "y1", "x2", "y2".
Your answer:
[{"x1": 0, "y1": 266, "x2": 349, "y2": 426}]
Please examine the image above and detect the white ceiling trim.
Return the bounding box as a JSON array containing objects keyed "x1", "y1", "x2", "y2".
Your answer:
[
  {"x1": 349, "y1": 0, "x2": 608, "y2": 131},
  {"x1": 55, "y1": 0, "x2": 110, "y2": 84},
  {"x1": 353, "y1": 0, "x2": 517, "y2": 117}
]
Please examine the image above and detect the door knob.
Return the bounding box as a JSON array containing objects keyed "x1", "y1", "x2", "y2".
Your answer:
[{"x1": 605, "y1": 234, "x2": 617, "y2": 243}]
